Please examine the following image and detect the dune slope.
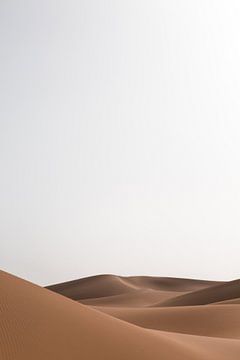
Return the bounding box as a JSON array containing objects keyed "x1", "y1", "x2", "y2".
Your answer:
[
  {"x1": 46, "y1": 274, "x2": 138, "y2": 300},
  {"x1": 46, "y1": 274, "x2": 220, "y2": 302},
  {"x1": 160, "y1": 279, "x2": 240, "y2": 307},
  {"x1": 97, "y1": 304, "x2": 240, "y2": 339}
]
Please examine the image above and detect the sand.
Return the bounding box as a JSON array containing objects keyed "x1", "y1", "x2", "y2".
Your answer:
[{"x1": 1, "y1": 271, "x2": 240, "y2": 359}]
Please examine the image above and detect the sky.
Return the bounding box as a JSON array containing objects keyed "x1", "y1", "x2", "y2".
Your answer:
[{"x1": 1, "y1": 0, "x2": 240, "y2": 285}]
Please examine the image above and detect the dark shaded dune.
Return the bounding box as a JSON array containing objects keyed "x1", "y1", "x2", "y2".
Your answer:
[
  {"x1": 125, "y1": 276, "x2": 221, "y2": 292},
  {"x1": 159, "y1": 279, "x2": 240, "y2": 307},
  {"x1": 97, "y1": 304, "x2": 240, "y2": 339},
  {"x1": 212, "y1": 298, "x2": 240, "y2": 305},
  {"x1": 46, "y1": 274, "x2": 138, "y2": 300},
  {"x1": 81, "y1": 289, "x2": 185, "y2": 307},
  {"x1": 47, "y1": 275, "x2": 221, "y2": 301}
]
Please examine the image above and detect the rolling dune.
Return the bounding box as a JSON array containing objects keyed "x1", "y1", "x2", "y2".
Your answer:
[
  {"x1": 213, "y1": 298, "x2": 240, "y2": 305},
  {"x1": 46, "y1": 274, "x2": 138, "y2": 300},
  {"x1": 46, "y1": 274, "x2": 221, "y2": 301},
  {"x1": 96, "y1": 304, "x2": 240, "y2": 339},
  {"x1": 124, "y1": 276, "x2": 222, "y2": 292},
  {"x1": 1, "y1": 270, "x2": 240, "y2": 359},
  {"x1": 160, "y1": 279, "x2": 240, "y2": 307},
  {"x1": 81, "y1": 288, "x2": 185, "y2": 307}
]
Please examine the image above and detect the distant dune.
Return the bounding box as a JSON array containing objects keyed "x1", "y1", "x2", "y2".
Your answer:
[
  {"x1": 1, "y1": 271, "x2": 240, "y2": 359},
  {"x1": 160, "y1": 279, "x2": 240, "y2": 307}
]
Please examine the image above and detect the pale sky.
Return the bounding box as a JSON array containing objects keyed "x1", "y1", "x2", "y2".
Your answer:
[{"x1": 1, "y1": 0, "x2": 240, "y2": 285}]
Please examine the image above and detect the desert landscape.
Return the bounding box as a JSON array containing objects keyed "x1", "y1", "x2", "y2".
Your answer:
[
  {"x1": 1, "y1": 270, "x2": 240, "y2": 360},
  {"x1": 1, "y1": 2, "x2": 240, "y2": 360}
]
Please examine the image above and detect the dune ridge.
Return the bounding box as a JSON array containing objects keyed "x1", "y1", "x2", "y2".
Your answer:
[
  {"x1": 46, "y1": 274, "x2": 221, "y2": 300},
  {"x1": 159, "y1": 279, "x2": 240, "y2": 307},
  {"x1": 1, "y1": 270, "x2": 240, "y2": 359},
  {"x1": 96, "y1": 304, "x2": 240, "y2": 339}
]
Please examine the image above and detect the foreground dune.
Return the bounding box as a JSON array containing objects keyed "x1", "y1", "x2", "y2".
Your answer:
[{"x1": 1, "y1": 270, "x2": 240, "y2": 359}]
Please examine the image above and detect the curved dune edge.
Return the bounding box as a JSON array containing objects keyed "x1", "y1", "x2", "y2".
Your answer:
[
  {"x1": 80, "y1": 288, "x2": 186, "y2": 307},
  {"x1": 1, "y1": 270, "x2": 240, "y2": 360},
  {"x1": 46, "y1": 274, "x2": 139, "y2": 300},
  {"x1": 46, "y1": 274, "x2": 221, "y2": 301},
  {"x1": 211, "y1": 297, "x2": 240, "y2": 305},
  {"x1": 160, "y1": 279, "x2": 240, "y2": 307},
  {"x1": 95, "y1": 304, "x2": 240, "y2": 339}
]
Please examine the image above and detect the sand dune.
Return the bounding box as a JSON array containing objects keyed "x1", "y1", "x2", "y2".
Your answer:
[
  {"x1": 124, "y1": 275, "x2": 221, "y2": 291},
  {"x1": 46, "y1": 274, "x2": 221, "y2": 301},
  {"x1": 96, "y1": 304, "x2": 240, "y2": 339},
  {"x1": 1, "y1": 270, "x2": 240, "y2": 360},
  {"x1": 46, "y1": 274, "x2": 138, "y2": 300},
  {"x1": 160, "y1": 279, "x2": 240, "y2": 307},
  {"x1": 213, "y1": 298, "x2": 240, "y2": 305},
  {"x1": 81, "y1": 288, "x2": 185, "y2": 307}
]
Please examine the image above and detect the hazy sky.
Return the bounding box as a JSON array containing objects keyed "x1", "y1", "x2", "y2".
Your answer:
[{"x1": 1, "y1": 0, "x2": 240, "y2": 285}]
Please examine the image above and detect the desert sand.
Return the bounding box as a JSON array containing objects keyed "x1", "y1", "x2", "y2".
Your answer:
[{"x1": 1, "y1": 271, "x2": 240, "y2": 359}]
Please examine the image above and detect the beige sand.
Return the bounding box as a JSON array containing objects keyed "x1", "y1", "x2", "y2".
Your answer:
[{"x1": 1, "y1": 270, "x2": 240, "y2": 359}]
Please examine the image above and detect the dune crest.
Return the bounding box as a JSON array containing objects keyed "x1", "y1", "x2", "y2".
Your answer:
[{"x1": 160, "y1": 279, "x2": 240, "y2": 307}]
